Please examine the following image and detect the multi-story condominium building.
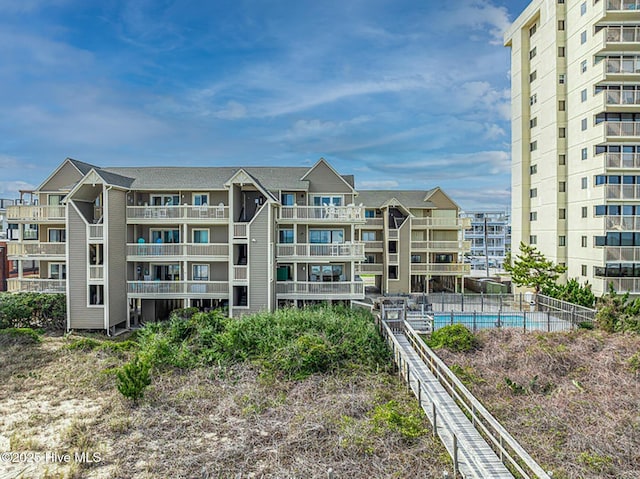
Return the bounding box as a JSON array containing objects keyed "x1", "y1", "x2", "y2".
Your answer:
[
  {"x1": 355, "y1": 190, "x2": 470, "y2": 295},
  {"x1": 505, "y1": 0, "x2": 640, "y2": 296},
  {"x1": 460, "y1": 210, "x2": 511, "y2": 272},
  {"x1": 0, "y1": 198, "x2": 15, "y2": 240},
  {"x1": 6, "y1": 158, "x2": 469, "y2": 332}
]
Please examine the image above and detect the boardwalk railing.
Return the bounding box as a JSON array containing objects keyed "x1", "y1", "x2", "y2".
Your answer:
[
  {"x1": 536, "y1": 295, "x2": 596, "y2": 326},
  {"x1": 376, "y1": 315, "x2": 552, "y2": 479}
]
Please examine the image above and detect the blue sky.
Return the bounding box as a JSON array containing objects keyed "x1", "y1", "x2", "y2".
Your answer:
[{"x1": 0, "y1": 0, "x2": 531, "y2": 210}]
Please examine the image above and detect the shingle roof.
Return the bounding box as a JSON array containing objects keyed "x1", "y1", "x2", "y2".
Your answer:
[
  {"x1": 67, "y1": 158, "x2": 99, "y2": 176},
  {"x1": 356, "y1": 189, "x2": 438, "y2": 209}
]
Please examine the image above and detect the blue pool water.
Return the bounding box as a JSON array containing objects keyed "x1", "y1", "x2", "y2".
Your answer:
[{"x1": 431, "y1": 312, "x2": 570, "y2": 332}]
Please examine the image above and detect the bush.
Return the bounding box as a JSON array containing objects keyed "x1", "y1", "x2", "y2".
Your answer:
[
  {"x1": 371, "y1": 400, "x2": 427, "y2": 440},
  {"x1": 595, "y1": 285, "x2": 640, "y2": 334},
  {"x1": 116, "y1": 355, "x2": 152, "y2": 401},
  {"x1": 0, "y1": 293, "x2": 66, "y2": 330},
  {"x1": 427, "y1": 324, "x2": 477, "y2": 352},
  {"x1": 0, "y1": 327, "x2": 41, "y2": 346}
]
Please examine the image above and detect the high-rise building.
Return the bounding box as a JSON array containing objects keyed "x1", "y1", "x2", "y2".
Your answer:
[
  {"x1": 460, "y1": 210, "x2": 511, "y2": 273},
  {"x1": 5, "y1": 157, "x2": 469, "y2": 332},
  {"x1": 505, "y1": 0, "x2": 640, "y2": 295}
]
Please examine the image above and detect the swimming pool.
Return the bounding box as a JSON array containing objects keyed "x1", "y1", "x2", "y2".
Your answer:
[{"x1": 431, "y1": 311, "x2": 571, "y2": 332}]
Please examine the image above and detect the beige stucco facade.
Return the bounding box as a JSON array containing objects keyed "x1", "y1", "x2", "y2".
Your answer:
[{"x1": 506, "y1": 0, "x2": 640, "y2": 296}]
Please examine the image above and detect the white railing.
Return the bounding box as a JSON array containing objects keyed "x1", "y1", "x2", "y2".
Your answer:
[
  {"x1": 126, "y1": 205, "x2": 229, "y2": 221},
  {"x1": 604, "y1": 121, "x2": 640, "y2": 137},
  {"x1": 276, "y1": 242, "x2": 365, "y2": 258},
  {"x1": 606, "y1": 152, "x2": 640, "y2": 168},
  {"x1": 603, "y1": 89, "x2": 640, "y2": 107},
  {"x1": 411, "y1": 263, "x2": 471, "y2": 274},
  {"x1": 363, "y1": 240, "x2": 384, "y2": 250},
  {"x1": 388, "y1": 253, "x2": 399, "y2": 264},
  {"x1": 126, "y1": 243, "x2": 229, "y2": 258},
  {"x1": 604, "y1": 25, "x2": 640, "y2": 43},
  {"x1": 605, "y1": 215, "x2": 640, "y2": 230},
  {"x1": 411, "y1": 217, "x2": 472, "y2": 229},
  {"x1": 233, "y1": 265, "x2": 248, "y2": 281},
  {"x1": 606, "y1": 0, "x2": 640, "y2": 11},
  {"x1": 233, "y1": 223, "x2": 248, "y2": 238},
  {"x1": 279, "y1": 205, "x2": 364, "y2": 222},
  {"x1": 88, "y1": 225, "x2": 103, "y2": 240},
  {"x1": 7, "y1": 205, "x2": 66, "y2": 221},
  {"x1": 127, "y1": 281, "x2": 229, "y2": 296},
  {"x1": 605, "y1": 184, "x2": 640, "y2": 199},
  {"x1": 605, "y1": 246, "x2": 640, "y2": 262},
  {"x1": 363, "y1": 217, "x2": 384, "y2": 227},
  {"x1": 599, "y1": 277, "x2": 640, "y2": 293},
  {"x1": 355, "y1": 263, "x2": 384, "y2": 274},
  {"x1": 411, "y1": 240, "x2": 471, "y2": 251},
  {"x1": 275, "y1": 281, "x2": 364, "y2": 297},
  {"x1": 388, "y1": 230, "x2": 399, "y2": 239},
  {"x1": 7, "y1": 242, "x2": 66, "y2": 257},
  {"x1": 184, "y1": 243, "x2": 229, "y2": 256},
  {"x1": 89, "y1": 265, "x2": 104, "y2": 280},
  {"x1": 7, "y1": 279, "x2": 66, "y2": 293}
]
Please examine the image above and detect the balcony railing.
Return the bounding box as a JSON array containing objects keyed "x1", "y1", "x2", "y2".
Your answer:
[
  {"x1": 89, "y1": 225, "x2": 103, "y2": 240},
  {"x1": 604, "y1": 184, "x2": 640, "y2": 199},
  {"x1": 595, "y1": 277, "x2": 640, "y2": 293},
  {"x1": 7, "y1": 205, "x2": 66, "y2": 221},
  {"x1": 276, "y1": 242, "x2": 365, "y2": 259},
  {"x1": 362, "y1": 217, "x2": 383, "y2": 227},
  {"x1": 411, "y1": 217, "x2": 472, "y2": 229},
  {"x1": 411, "y1": 240, "x2": 471, "y2": 251},
  {"x1": 276, "y1": 280, "x2": 364, "y2": 298},
  {"x1": 605, "y1": 215, "x2": 640, "y2": 230},
  {"x1": 410, "y1": 263, "x2": 471, "y2": 274},
  {"x1": 604, "y1": 121, "x2": 640, "y2": 137},
  {"x1": 7, "y1": 279, "x2": 66, "y2": 293},
  {"x1": 126, "y1": 243, "x2": 229, "y2": 258},
  {"x1": 606, "y1": 0, "x2": 640, "y2": 12},
  {"x1": 388, "y1": 253, "x2": 399, "y2": 264},
  {"x1": 605, "y1": 152, "x2": 640, "y2": 168},
  {"x1": 233, "y1": 223, "x2": 248, "y2": 238},
  {"x1": 604, "y1": 25, "x2": 640, "y2": 44},
  {"x1": 89, "y1": 265, "x2": 104, "y2": 280},
  {"x1": 602, "y1": 89, "x2": 640, "y2": 107},
  {"x1": 127, "y1": 281, "x2": 229, "y2": 297},
  {"x1": 605, "y1": 246, "x2": 640, "y2": 262},
  {"x1": 363, "y1": 240, "x2": 384, "y2": 251},
  {"x1": 278, "y1": 205, "x2": 364, "y2": 223},
  {"x1": 387, "y1": 230, "x2": 399, "y2": 239},
  {"x1": 126, "y1": 205, "x2": 229, "y2": 222},
  {"x1": 604, "y1": 59, "x2": 640, "y2": 75},
  {"x1": 355, "y1": 263, "x2": 384, "y2": 274},
  {"x1": 8, "y1": 242, "x2": 66, "y2": 258},
  {"x1": 233, "y1": 265, "x2": 248, "y2": 281}
]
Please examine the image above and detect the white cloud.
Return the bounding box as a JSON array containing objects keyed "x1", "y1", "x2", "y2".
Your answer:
[
  {"x1": 359, "y1": 180, "x2": 399, "y2": 189},
  {"x1": 438, "y1": 0, "x2": 511, "y2": 45},
  {"x1": 0, "y1": 180, "x2": 36, "y2": 197}
]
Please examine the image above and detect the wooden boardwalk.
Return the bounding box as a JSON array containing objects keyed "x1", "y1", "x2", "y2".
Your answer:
[{"x1": 393, "y1": 331, "x2": 513, "y2": 478}]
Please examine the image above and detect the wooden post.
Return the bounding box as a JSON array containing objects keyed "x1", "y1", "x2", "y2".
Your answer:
[
  {"x1": 453, "y1": 434, "x2": 458, "y2": 477},
  {"x1": 432, "y1": 402, "x2": 437, "y2": 437},
  {"x1": 418, "y1": 379, "x2": 421, "y2": 406}
]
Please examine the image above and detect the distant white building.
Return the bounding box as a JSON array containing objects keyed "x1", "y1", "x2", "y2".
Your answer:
[
  {"x1": 0, "y1": 198, "x2": 16, "y2": 240},
  {"x1": 461, "y1": 210, "x2": 511, "y2": 273}
]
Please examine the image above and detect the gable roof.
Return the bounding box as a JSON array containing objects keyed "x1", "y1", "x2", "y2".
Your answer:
[
  {"x1": 357, "y1": 189, "x2": 439, "y2": 209},
  {"x1": 36, "y1": 157, "x2": 100, "y2": 191},
  {"x1": 300, "y1": 158, "x2": 356, "y2": 192}
]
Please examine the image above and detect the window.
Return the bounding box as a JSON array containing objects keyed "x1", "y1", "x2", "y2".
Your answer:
[
  {"x1": 559, "y1": 236, "x2": 566, "y2": 247},
  {"x1": 530, "y1": 188, "x2": 538, "y2": 198},
  {"x1": 309, "y1": 229, "x2": 344, "y2": 244},
  {"x1": 559, "y1": 181, "x2": 566, "y2": 192},
  {"x1": 362, "y1": 231, "x2": 376, "y2": 242},
  {"x1": 89, "y1": 285, "x2": 104, "y2": 305},
  {"x1": 581, "y1": 60, "x2": 587, "y2": 73},
  {"x1": 530, "y1": 235, "x2": 537, "y2": 245},
  {"x1": 559, "y1": 100, "x2": 566, "y2": 111},
  {"x1": 48, "y1": 194, "x2": 65, "y2": 206},
  {"x1": 193, "y1": 229, "x2": 209, "y2": 244},
  {"x1": 558, "y1": 46, "x2": 565, "y2": 57},
  {"x1": 559, "y1": 154, "x2": 566, "y2": 165},
  {"x1": 151, "y1": 229, "x2": 180, "y2": 243},
  {"x1": 582, "y1": 177, "x2": 588, "y2": 189},
  {"x1": 558, "y1": 20, "x2": 565, "y2": 30},
  {"x1": 581, "y1": 265, "x2": 587, "y2": 276},
  {"x1": 193, "y1": 264, "x2": 209, "y2": 281},
  {"x1": 582, "y1": 148, "x2": 588, "y2": 160},
  {"x1": 530, "y1": 141, "x2": 538, "y2": 152},
  {"x1": 530, "y1": 211, "x2": 538, "y2": 221},
  {"x1": 49, "y1": 263, "x2": 66, "y2": 280},
  {"x1": 581, "y1": 118, "x2": 588, "y2": 131},
  {"x1": 559, "y1": 208, "x2": 566, "y2": 219},
  {"x1": 581, "y1": 31, "x2": 587, "y2": 44},
  {"x1": 529, "y1": 24, "x2": 537, "y2": 37},
  {"x1": 530, "y1": 71, "x2": 537, "y2": 82},
  {"x1": 582, "y1": 236, "x2": 588, "y2": 247},
  {"x1": 193, "y1": 193, "x2": 208, "y2": 206},
  {"x1": 281, "y1": 193, "x2": 295, "y2": 206},
  {"x1": 558, "y1": 0, "x2": 565, "y2": 3},
  {"x1": 581, "y1": 89, "x2": 587, "y2": 102},
  {"x1": 530, "y1": 117, "x2": 538, "y2": 128},
  {"x1": 580, "y1": 2, "x2": 586, "y2": 15},
  {"x1": 411, "y1": 255, "x2": 421, "y2": 263},
  {"x1": 530, "y1": 164, "x2": 538, "y2": 174},
  {"x1": 364, "y1": 209, "x2": 375, "y2": 218},
  {"x1": 279, "y1": 229, "x2": 294, "y2": 244},
  {"x1": 48, "y1": 228, "x2": 66, "y2": 243},
  {"x1": 582, "y1": 206, "x2": 588, "y2": 218},
  {"x1": 365, "y1": 255, "x2": 375, "y2": 264},
  {"x1": 388, "y1": 265, "x2": 398, "y2": 279},
  {"x1": 151, "y1": 194, "x2": 179, "y2": 206},
  {"x1": 309, "y1": 264, "x2": 344, "y2": 282},
  {"x1": 559, "y1": 74, "x2": 566, "y2": 84},
  {"x1": 559, "y1": 127, "x2": 566, "y2": 138},
  {"x1": 530, "y1": 93, "x2": 537, "y2": 105},
  {"x1": 529, "y1": 47, "x2": 537, "y2": 59}
]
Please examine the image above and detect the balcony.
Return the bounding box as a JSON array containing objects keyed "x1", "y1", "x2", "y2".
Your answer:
[
  {"x1": 276, "y1": 242, "x2": 365, "y2": 260},
  {"x1": 126, "y1": 205, "x2": 229, "y2": 223},
  {"x1": 605, "y1": 0, "x2": 640, "y2": 13},
  {"x1": 605, "y1": 215, "x2": 640, "y2": 230},
  {"x1": 601, "y1": 58, "x2": 640, "y2": 81},
  {"x1": 275, "y1": 281, "x2": 364, "y2": 300},
  {"x1": 7, "y1": 205, "x2": 66, "y2": 222},
  {"x1": 233, "y1": 223, "x2": 248, "y2": 239},
  {"x1": 89, "y1": 225, "x2": 103, "y2": 241},
  {"x1": 411, "y1": 217, "x2": 471, "y2": 229},
  {"x1": 233, "y1": 265, "x2": 248, "y2": 282},
  {"x1": 410, "y1": 263, "x2": 471, "y2": 275},
  {"x1": 8, "y1": 242, "x2": 65, "y2": 259},
  {"x1": 127, "y1": 281, "x2": 229, "y2": 298},
  {"x1": 360, "y1": 217, "x2": 383, "y2": 228},
  {"x1": 596, "y1": 26, "x2": 640, "y2": 52},
  {"x1": 595, "y1": 277, "x2": 640, "y2": 293},
  {"x1": 7, "y1": 279, "x2": 66, "y2": 293},
  {"x1": 388, "y1": 253, "x2": 399, "y2": 264},
  {"x1": 278, "y1": 205, "x2": 365, "y2": 224},
  {"x1": 126, "y1": 243, "x2": 229, "y2": 260},
  {"x1": 410, "y1": 240, "x2": 471, "y2": 252},
  {"x1": 363, "y1": 240, "x2": 384, "y2": 251},
  {"x1": 604, "y1": 246, "x2": 640, "y2": 262},
  {"x1": 89, "y1": 265, "x2": 104, "y2": 280},
  {"x1": 602, "y1": 121, "x2": 640, "y2": 138},
  {"x1": 355, "y1": 263, "x2": 384, "y2": 274},
  {"x1": 605, "y1": 152, "x2": 640, "y2": 168},
  {"x1": 604, "y1": 184, "x2": 640, "y2": 200}
]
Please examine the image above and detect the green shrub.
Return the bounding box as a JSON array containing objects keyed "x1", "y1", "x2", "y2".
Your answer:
[
  {"x1": 0, "y1": 327, "x2": 41, "y2": 346},
  {"x1": 0, "y1": 293, "x2": 66, "y2": 330},
  {"x1": 169, "y1": 307, "x2": 199, "y2": 321},
  {"x1": 371, "y1": 400, "x2": 427, "y2": 440},
  {"x1": 273, "y1": 332, "x2": 335, "y2": 379},
  {"x1": 116, "y1": 355, "x2": 152, "y2": 401},
  {"x1": 427, "y1": 324, "x2": 478, "y2": 352},
  {"x1": 628, "y1": 353, "x2": 640, "y2": 373},
  {"x1": 65, "y1": 337, "x2": 102, "y2": 351}
]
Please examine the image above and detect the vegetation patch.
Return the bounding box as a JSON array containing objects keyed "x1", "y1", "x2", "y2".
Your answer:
[
  {"x1": 427, "y1": 324, "x2": 478, "y2": 352},
  {"x1": 0, "y1": 327, "x2": 41, "y2": 346},
  {"x1": 0, "y1": 293, "x2": 66, "y2": 330}
]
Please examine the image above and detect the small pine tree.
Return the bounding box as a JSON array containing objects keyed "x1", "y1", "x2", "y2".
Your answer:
[
  {"x1": 505, "y1": 242, "x2": 566, "y2": 294},
  {"x1": 116, "y1": 355, "x2": 151, "y2": 401}
]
